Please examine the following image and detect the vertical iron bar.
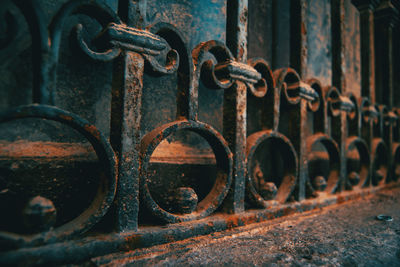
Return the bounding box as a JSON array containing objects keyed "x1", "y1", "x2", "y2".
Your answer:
[
  {"x1": 340, "y1": 111, "x2": 348, "y2": 191},
  {"x1": 331, "y1": 0, "x2": 348, "y2": 191},
  {"x1": 290, "y1": 0, "x2": 307, "y2": 78},
  {"x1": 224, "y1": 0, "x2": 248, "y2": 213},
  {"x1": 298, "y1": 100, "x2": 307, "y2": 200},
  {"x1": 353, "y1": 0, "x2": 379, "y2": 187},
  {"x1": 14, "y1": 0, "x2": 52, "y2": 105},
  {"x1": 331, "y1": 0, "x2": 346, "y2": 93},
  {"x1": 352, "y1": 0, "x2": 379, "y2": 103},
  {"x1": 289, "y1": 0, "x2": 309, "y2": 200},
  {"x1": 374, "y1": 0, "x2": 398, "y2": 108},
  {"x1": 374, "y1": 0, "x2": 399, "y2": 182},
  {"x1": 394, "y1": 7, "x2": 400, "y2": 107},
  {"x1": 111, "y1": 0, "x2": 147, "y2": 232},
  {"x1": 272, "y1": 0, "x2": 291, "y2": 69}
]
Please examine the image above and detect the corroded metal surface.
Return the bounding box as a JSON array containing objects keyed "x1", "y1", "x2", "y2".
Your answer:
[
  {"x1": 0, "y1": 0, "x2": 399, "y2": 265},
  {"x1": 0, "y1": 104, "x2": 118, "y2": 248},
  {"x1": 352, "y1": 0, "x2": 379, "y2": 102}
]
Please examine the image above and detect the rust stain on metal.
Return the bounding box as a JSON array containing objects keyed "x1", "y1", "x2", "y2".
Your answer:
[
  {"x1": 0, "y1": 141, "x2": 95, "y2": 159},
  {"x1": 0, "y1": 0, "x2": 400, "y2": 265},
  {"x1": 58, "y1": 114, "x2": 73, "y2": 121},
  {"x1": 84, "y1": 124, "x2": 101, "y2": 140}
]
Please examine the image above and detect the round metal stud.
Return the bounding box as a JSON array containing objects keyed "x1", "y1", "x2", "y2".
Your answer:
[
  {"x1": 22, "y1": 196, "x2": 56, "y2": 233},
  {"x1": 167, "y1": 187, "x2": 199, "y2": 214}
]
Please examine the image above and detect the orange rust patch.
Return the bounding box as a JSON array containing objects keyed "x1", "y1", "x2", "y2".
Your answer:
[
  {"x1": 283, "y1": 206, "x2": 295, "y2": 216},
  {"x1": 59, "y1": 114, "x2": 73, "y2": 121},
  {"x1": 266, "y1": 213, "x2": 275, "y2": 220},
  {"x1": 239, "y1": 46, "x2": 244, "y2": 60},
  {"x1": 122, "y1": 235, "x2": 142, "y2": 250},
  {"x1": 240, "y1": 215, "x2": 258, "y2": 225},
  {"x1": 0, "y1": 141, "x2": 96, "y2": 159},
  {"x1": 337, "y1": 195, "x2": 346, "y2": 204},
  {"x1": 301, "y1": 22, "x2": 307, "y2": 35},
  {"x1": 226, "y1": 216, "x2": 240, "y2": 229},
  {"x1": 84, "y1": 124, "x2": 100, "y2": 140},
  {"x1": 151, "y1": 141, "x2": 215, "y2": 165}
]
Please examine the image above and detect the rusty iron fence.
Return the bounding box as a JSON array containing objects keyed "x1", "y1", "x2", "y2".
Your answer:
[{"x1": 0, "y1": 0, "x2": 399, "y2": 265}]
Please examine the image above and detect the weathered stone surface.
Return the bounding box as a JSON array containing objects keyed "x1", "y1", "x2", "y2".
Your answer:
[{"x1": 95, "y1": 187, "x2": 400, "y2": 266}]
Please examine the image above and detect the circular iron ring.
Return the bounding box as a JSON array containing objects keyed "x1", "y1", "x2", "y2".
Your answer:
[
  {"x1": 246, "y1": 130, "x2": 298, "y2": 208},
  {"x1": 371, "y1": 138, "x2": 388, "y2": 186},
  {"x1": 306, "y1": 133, "x2": 340, "y2": 194},
  {"x1": 0, "y1": 104, "x2": 117, "y2": 245},
  {"x1": 345, "y1": 137, "x2": 370, "y2": 189},
  {"x1": 139, "y1": 120, "x2": 233, "y2": 223},
  {"x1": 392, "y1": 143, "x2": 400, "y2": 182}
]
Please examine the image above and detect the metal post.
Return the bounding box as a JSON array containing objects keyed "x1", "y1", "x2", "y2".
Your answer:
[{"x1": 224, "y1": 0, "x2": 248, "y2": 213}]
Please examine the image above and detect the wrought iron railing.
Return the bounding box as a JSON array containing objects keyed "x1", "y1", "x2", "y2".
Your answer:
[{"x1": 0, "y1": 0, "x2": 399, "y2": 265}]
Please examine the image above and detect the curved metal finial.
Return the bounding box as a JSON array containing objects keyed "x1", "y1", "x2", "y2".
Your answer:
[
  {"x1": 247, "y1": 58, "x2": 275, "y2": 98},
  {"x1": 0, "y1": 8, "x2": 17, "y2": 50},
  {"x1": 192, "y1": 40, "x2": 235, "y2": 90},
  {"x1": 12, "y1": 0, "x2": 52, "y2": 104},
  {"x1": 326, "y1": 86, "x2": 355, "y2": 117},
  {"x1": 73, "y1": 23, "x2": 121, "y2": 61},
  {"x1": 50, "y1": 1, "x2": 180, "y2": 78},
  {"x1": 145, "y1": 22, "x2": 181, "y2": 75},
  {"x1": 274, "y1": 68, "x2": 318, "y2": 105},
  {"x1": 50, "y1": 0, "x2": 122, "y2": 62},
  {"x1": 360, "y1": 97, "x2": 379, "y2": 124},
  {"x1": 306, "y1": 78, "x2": 323, "y2": 112}
]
